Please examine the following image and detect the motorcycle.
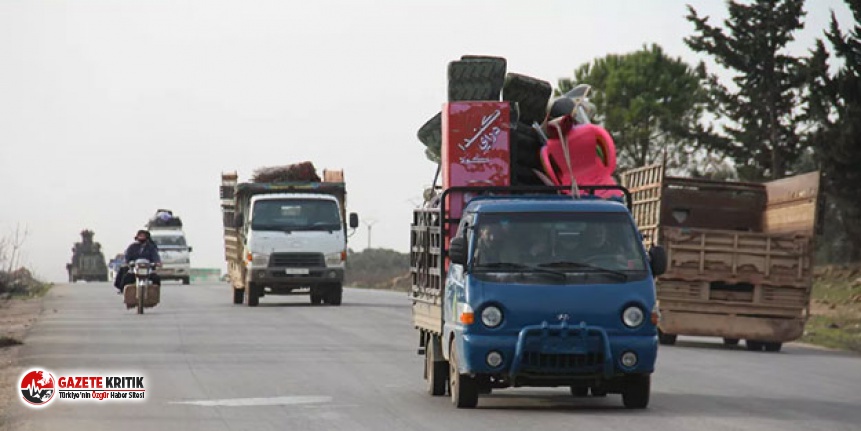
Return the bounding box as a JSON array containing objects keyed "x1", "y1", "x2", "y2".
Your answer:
[{"x1": 122, "y1": 259, "x2": 161, "y2": 314}]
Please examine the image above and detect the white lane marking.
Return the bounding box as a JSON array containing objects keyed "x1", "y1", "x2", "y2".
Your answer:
[{"x1": 170, "y1": 396, "x2": 332, "y2": 407}]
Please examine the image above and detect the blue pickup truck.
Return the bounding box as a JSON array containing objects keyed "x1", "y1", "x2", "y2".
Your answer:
[{"x1": 411, "y1": 185, "x2": 667, "y2": 409}]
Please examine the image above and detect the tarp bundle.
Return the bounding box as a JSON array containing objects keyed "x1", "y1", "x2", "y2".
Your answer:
[
  {"x1": 251, "y1": 161, "x2": 321, "y2": 183},
  {"x1": 147, "y1": 209, "x2": 183, "y2": 228}
]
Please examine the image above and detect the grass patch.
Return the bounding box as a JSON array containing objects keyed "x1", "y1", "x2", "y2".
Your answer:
[
  {"x1": 802, "y1": 315, "x2": 861, "y2": 353},
  {"x1": 6, "y1": 282, "x2": 53, "y2": 299},
  {"x1": 0, "y1": 336, "x2": 22, "y2": 349},
  {"x1": 804, "y1": 265, "x2": 861, "y2": 353}
]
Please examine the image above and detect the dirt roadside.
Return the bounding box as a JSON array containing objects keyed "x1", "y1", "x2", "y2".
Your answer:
[{"x1": 0, "y1": 297, "x2": 45, "y2": 430}]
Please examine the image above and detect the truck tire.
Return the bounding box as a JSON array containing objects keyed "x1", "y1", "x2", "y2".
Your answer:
[
  {"x1": 325, "y1": 283, "x2": 342, "y2": 306},
  {"x1": 658, "y1": 330, "x2": 677, "y2": 345},
  {"x1": 723, "y1": 338, "x2": 740, "y2": 346},
  {"x1": 591, "y1": 387, "x2": 608, "y2": 397},
  {"x1": 310, "y1": 292, "x2": 323, "y2": 305},
  {"x1": 764, "y1": 342, "x2": 782, "y2": 352},
  {"x1": 245, "y1": 283, "x2": 259, "y2": 307},
  {"x1": 570, "y1": 386, "x2": 589, "y2": 397},
  {"x1": 502, "y1": 73, "x2": 552, "y2": 125},
  {"x1": 425, "y1": 336, "x2": 447, "y2": 396},
  {"x1": 232, "y1": 288, "x2": 244, "y2": 305},
  {"x1": 449, "y1": 342, "x2": 478, "y2": 408},
  {"x1": 621, "y1": 374, "x2": 650, "y2": 409},
  {"x1": 447, "y1": 57, "x2": 506, "y2": 102},
  {"x1": 745, "y1": 340, "x2": 764, "y2": 351},
  {"x1": 182, "y1": 277, "x2": 190, "y2": 285}
]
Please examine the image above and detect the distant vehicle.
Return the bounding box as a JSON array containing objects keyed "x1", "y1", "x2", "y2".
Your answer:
[
  {"x1": 220, "y1": 163, "x2": 359, "y2": 307},
  {"x1": 146, "y1": 210, "x2": 192, "y2": 285},
  {"x1": 107, "y1": 253, "x2": 124, "y2": 282},
  {"x1": 66, "y1": 230, "x2": 108, "y2": 283}
]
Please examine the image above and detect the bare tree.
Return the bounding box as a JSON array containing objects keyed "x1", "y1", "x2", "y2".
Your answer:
[{"x1": 3, "y1": 224, "x2": 29, "y2": 273}]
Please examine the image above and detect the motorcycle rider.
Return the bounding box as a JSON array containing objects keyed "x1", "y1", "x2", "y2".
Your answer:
[{"x1": 113, "y1": 230, "x2": 162, "y2": 293}]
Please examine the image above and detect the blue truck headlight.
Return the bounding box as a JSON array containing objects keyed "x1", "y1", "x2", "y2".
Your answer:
[
  {"x1": 622, "y1": 306, "x2": 645, "y2": 328},
  {"x1": 480, "y1": 305, "x2": 503, "y2": 328}
]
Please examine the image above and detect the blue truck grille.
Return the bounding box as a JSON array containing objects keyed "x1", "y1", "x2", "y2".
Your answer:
[
  {"x1": 521, "y1": 352, "x2": 604, "y2": 372},
  {"x1": 269, "y1": 253, "x2": 324, "y2": 268}
]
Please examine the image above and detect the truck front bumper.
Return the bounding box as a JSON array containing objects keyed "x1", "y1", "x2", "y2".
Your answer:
[
  {"x1": 459, "y1": 322, "x2": 657, "y2": 385},
  {"x1": 248, "y1": 267, "x2": 344, "y2": 287}
]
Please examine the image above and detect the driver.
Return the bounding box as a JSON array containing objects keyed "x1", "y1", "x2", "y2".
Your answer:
[
  {"x1": 474, "y1": 221, "x2": 518, "y2": 265},
  {"x1": 566, "y1": 224, "x2": 628, "y2": 267},
  {"x1": 113, "y1": 230, "x2": 162, "y2": 294}
]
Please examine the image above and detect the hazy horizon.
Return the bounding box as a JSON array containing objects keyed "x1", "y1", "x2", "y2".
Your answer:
[{"x1": 1, "y1": 0, "x2": 851, "y2": 282}]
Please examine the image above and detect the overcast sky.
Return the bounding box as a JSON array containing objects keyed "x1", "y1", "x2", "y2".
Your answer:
[{"x1": 0, "y1": 0, "x2": 852, "y2": 282}]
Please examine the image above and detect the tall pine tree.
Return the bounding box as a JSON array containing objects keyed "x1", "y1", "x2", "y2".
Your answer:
[
  {"x1": 807, "y1": 1, "x2": 861, "y2": 262},
  {"x1": 686, "y1": 0, "x2": 808, "y2": 180}
]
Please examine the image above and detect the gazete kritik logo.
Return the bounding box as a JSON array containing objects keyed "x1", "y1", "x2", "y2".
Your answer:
[
  {"x1": 18, "y1": 368, "x2": 147, "y2": 408},
  {"x1": 19, "y1": 369, "x2": 55, "y2": 407}
]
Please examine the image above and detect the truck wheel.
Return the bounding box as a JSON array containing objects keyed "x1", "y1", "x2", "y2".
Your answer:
[
  {"x1": 764, "y1": 342, "x2": 782, "y2": 352},
  {"x1": 182, "y1": 277, "x2": 190, "y2": 285},
  {"x1": 310, "y1": 293, "x2": 323, "y2": 305},
  {"x1": 591, "y1": 387, "x2": 608, "y2": 397},
  {"x1": 569, "y1": 386, "x2": 589, "y2": 397},
  {"x1": 745, "y1": 340, "x2": 764, "y2": 351},
  {"x1": 325, "y1": 283, "x2": 342, "y2": 306},
  {"x1": 658, "y1": 330, "x2": 677, "y2": 345},
  {"x1": 621, "y1": 374, "x2": 650, "y2": 409},
  {"x1": 449, "y1": 342, "x2": 478, "y2": 408},
  {"x1": 232, "y1": 288, "x2": 244, "y2": 305},
  {"x1": 245, "y1": 283, "x2": 259, "y2": 307},
  {"x1": 425, "y1": 336, "x2": 447, "y2": 396},
  {"x1": 723, "y1": 338, "x2": 740, "y2": 346}
]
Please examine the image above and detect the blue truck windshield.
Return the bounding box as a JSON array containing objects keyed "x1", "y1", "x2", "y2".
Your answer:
[
  {"x1": 251, "y1": 199, "x2": 341, "y2": 232},
  {"x1": 473, "y1": 212, "x2": 647, "y2": 275}
]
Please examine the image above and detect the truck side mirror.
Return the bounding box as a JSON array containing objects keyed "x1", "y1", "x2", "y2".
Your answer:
[
  {"x1": 349, "y1": 213, "x2": 359, "y2": 229},
  {"x1": 449, "y1": 237, "x2": 468, "y2": 266},
  {"x1": 233, "y1": 212, "x2": 244, "y2": 228},
  {"x1": 188, "y1": 246, "x2": 193, "y2": 252},
  {"x1": 649, "y1": 245, "x2": 667, "y2": 277}
]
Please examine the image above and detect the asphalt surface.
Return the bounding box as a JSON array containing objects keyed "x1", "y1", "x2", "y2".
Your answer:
[{"x1": 6, "y1": 282, "x2": 861, "y2": 430}]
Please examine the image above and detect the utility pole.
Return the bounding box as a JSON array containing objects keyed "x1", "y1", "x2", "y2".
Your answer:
[{"x1": 361, "y1": 219, "x2": 378, "y2": 250}]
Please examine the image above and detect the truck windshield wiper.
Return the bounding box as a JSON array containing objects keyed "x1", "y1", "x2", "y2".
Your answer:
[
  {"x1": 475, "y1": 262, "x2": 566, "y2": 279},
  {"x1": 538, "y1": 261, "x2": 628, "y2": 281}
]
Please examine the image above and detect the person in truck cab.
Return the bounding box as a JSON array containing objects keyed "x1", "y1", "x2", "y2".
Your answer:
[
  {"x1": 113, "y1": 230, "x2": 162, "y2": 293},
  {"x1": 474, "y1": 221, "x2": 519, "y2": 265},
  {"x1": 575, "y1": 224, "x2": 632, "y2": 268}
]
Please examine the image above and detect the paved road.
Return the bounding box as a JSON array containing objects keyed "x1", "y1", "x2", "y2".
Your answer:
[{"x1": 6, "y1": 282, "x2": 861, "y2": 430}]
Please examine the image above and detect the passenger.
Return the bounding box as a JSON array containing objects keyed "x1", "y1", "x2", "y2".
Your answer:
[{"x1": 474, "y1": 221, "x2": 518, "y2": 265}]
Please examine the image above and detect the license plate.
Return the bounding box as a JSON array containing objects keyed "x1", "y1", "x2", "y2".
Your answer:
[{"x1": 284, "y1": 268, "x2": 309, "y2": 275}]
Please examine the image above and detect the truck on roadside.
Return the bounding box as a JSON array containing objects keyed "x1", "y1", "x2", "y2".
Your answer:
[
  {"x1": 620, "y1": 165, "x2": 822, "y2": 352},
  {"x1": 146, "y1": 210, "x2": 193, "y2": 285},
  {"x1": 220, "y1": 164, "x2": 359, "y2": 306},
  {"x1": 66, "y1": 229, "x2": 108, "y2": 282}
]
